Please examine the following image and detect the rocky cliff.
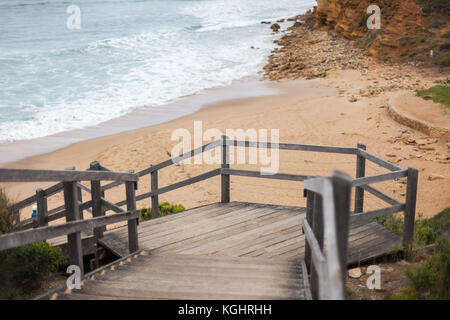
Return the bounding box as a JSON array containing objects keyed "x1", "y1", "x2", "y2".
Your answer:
[{"x1": 315, "y1": 0, "x2": 449, "y2": 66}]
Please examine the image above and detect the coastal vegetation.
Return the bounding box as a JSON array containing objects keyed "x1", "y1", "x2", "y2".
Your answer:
[
  {"x1": 417, "y1": 86, "x2": 450, "y2": 108},
  {"x1": 375, "y1": 208, "x2": 450, "y2": 299},
  {"x1": 0, "y1": 188, "x2": 67, "y2": 299},
  {"x1": 140, "y1": 202, "x2": 185, "y2": 221}
]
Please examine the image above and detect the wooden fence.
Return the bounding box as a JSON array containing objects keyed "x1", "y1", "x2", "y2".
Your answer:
[
  {"x1": 303, "y1": 171, "x2": 352, "y2": 299},
  {"x1": 0, "y1": 167, "x2": 139, "y2": 275},
  {"x1": 0, "y1": 137, "x2": 418, "y2": 295}
]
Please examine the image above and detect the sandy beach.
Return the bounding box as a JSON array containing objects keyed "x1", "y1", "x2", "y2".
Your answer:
[{"x1": 2, "y1": 67, "x2": 449, "y2": 222}]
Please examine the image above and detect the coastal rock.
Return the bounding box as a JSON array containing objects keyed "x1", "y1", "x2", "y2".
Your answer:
[
  {"x1": 348, "y1": 268, "x2": 362, "y2": 279},
  {"x1": 428, "y1": 174, "x2": 445, "y2": 181},
  {"x1": 271, "y1": 23, "x2": 281, "y2": 32}
]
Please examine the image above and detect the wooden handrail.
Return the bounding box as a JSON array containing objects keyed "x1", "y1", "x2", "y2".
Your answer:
[
  {"x1": 0, "y1": 168, "x2": 139, "y2": 182},
  {"x1": 303, "y1": 172, "x2": 352, "y2": 300},
  {"x1": 0, "y1": 210, "x2": 139, "y2": 251}
]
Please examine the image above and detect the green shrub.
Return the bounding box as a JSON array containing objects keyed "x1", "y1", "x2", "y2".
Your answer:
[
  {"x1": 0, "y1": 242, "x2": 66, "y2": 298},
  {"x1": 395, "y1": 238, "x2": 450, "y2": 300},
  {"x1": 417, "y1": 85, "x2": 450, "y2": 107},
  {"x1": 141, "y1": 202, "x2": 185, "y2": 221},
  {"x1": 5, "y1": 242, "x2": 66, "y2": 286},
  {"x1": 375, "y1": 207, "x2": 450, "y2": 247},
  {"x1": 0, "y1": 190, "x2": 67, "y2": 298},
  {"x1": 0, "y1": 188, "x2": 18, "y2": 235}
]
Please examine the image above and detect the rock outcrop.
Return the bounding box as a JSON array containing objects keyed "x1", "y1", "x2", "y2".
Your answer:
[{"x1": 314, "y1": 0, "x2": 449, "y2": 65}]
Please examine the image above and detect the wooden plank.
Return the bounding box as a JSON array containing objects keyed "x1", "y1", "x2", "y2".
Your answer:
[
  {"x1": 230, "y1": 140, "x2": 358, "y2": 155},
  {"x1": 9, "y1": 182, "x2": 64, "y2": 212},
  {"x1": 108, "y1": 203, "x2": 234, "y2": 239},
  {"x1": 121, "y1": 168, "x2": 221, "y2": 206},
  {"x1": 158, "y1": 209, "x2": 300, "y2": 255},
  {"x1": 138, "y1": 206, "x2": 282, "y2": 250},
  {"x1": 358, "y1": 149, "x2": 404, "y2": 172},
  {"x1": 0, "y1": 210, "x2": 139, "y2": 251},
  {"x1": 98, "y1": 233, "x2": 129, "y2": 258},
  {"x1": 0, "y1": 168, "x2": 138, "y2": 182},
  {"x1": 362, "y1": 184, "x2": 401, "y2": 206},
  {"x1": 175, "y1": 214, "x2": 302, "y2": 256},
  {"x1": 351, "y1": 170, "x2": 408, "y2": 187},
  {"x1": 143, "y1": 140, "x2": 222, "y2": 174},
  {"x1": 350, "y1": 204, "x2": 405, "y2": 223},
  {"x1": 223, "y1": 168, "x2": 308, "y2": 181}
]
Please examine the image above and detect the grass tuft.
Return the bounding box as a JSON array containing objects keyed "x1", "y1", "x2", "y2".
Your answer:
[{"x1": 417, "y1": 85, "x2": 450, "y2": 107}]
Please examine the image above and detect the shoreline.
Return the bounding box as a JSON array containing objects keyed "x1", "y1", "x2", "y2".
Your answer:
[
  {"x1": 2, "y1": 71, "x2": 449, "y2": 222},
  {"x1": 0, "y1": 77, "x2": 280, "y2": 166},
  {"x1": 2, "y1": 8, "x2": 449, "y2": 223}
]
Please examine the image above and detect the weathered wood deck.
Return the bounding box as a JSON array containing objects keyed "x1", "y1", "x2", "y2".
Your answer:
[{"x1": 40, "y1": 202, "x2": 401, "y2": 300}]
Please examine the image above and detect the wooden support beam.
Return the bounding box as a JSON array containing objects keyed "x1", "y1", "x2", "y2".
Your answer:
[
  {"x1": 150, "y1": 165, "x2": 159, "y2": 219},
  {"x1": 332, "y1": 171, "x2": 352, "y2": 293},
  {"x1": 90, "y1": 161, "x2": 105, "y2": 239},
  {"x1": 63, "y1": 181, "x2": 84, "y2": 276},
  {"x1": 36, "y1": 188, "x2": 48, "y2": 228},
  {"x1": 221, "y1": 136, "x2": 230, "y2": 203},
  {"x1": 354, "y1": 144, "x2": 366, "y2": 213},
  {"x1": 310, "y1": 193, "x2": 323, "y2": 300},
  {"x1": 403, "y1": 167, "x2": 418, "y2": 247},
  {"x1": 304, "y1": 190, "x2": 315, "y2": 273},
  {"x1": 126, "y1": 181, "x2": 139, "y2": 253}
]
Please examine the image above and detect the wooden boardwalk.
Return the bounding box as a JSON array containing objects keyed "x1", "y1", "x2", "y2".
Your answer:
[
  {"x1": 39, "y1": 202, "x2": 401, "y2": 300},
  {"x1": 1, "y1": 139, "x2": 417, "y2": 300}
]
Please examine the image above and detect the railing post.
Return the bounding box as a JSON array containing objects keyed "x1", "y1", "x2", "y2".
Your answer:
[
  {"x1": 310, "y1": 193, "x2": 323, "y2": 300},
  {"x1": 354, "y1": 143, "x2": 366, "y2": 213},
  {"x1": 63, "y1": 181, "x2": 84, "y2": 276},
  {"x1": 304, "y1": 190, "x2": 315, "y2": 273},
  {"x1": 36, "y1": 188, "x2": 48, "y2": 228},
  {"x1": 126, "y1": 180, "x2": 139, "y2": 253},
  {"x1": 332, "y1": 171, "x2": 352, "y2": 294},
  {"x1": 77, "y1": 184, "x2": 84, "y2": 220},
  {"x1": 403, "y1": 167, "x2": 418, "y2": 247},
  {"x1": 151, "y1": 165, "x2": 159, "y2": 219},
  {"x1": 90, "y1": 161, "x2": 105, "y2": 239},
  {"x1": 221, "y1": 135, "x2": 230, "y2": 203}
]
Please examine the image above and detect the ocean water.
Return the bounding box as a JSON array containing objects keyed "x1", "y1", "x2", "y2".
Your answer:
[{"x1": 0, "y1": 0, "x2": 315, "y2": 142}]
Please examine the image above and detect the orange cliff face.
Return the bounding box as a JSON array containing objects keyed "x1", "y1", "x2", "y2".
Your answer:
[
  {"x1": 314, "y1": 0, "x2": 450, "y2": 64},
  {"x1": 316, "y1": 0, "x2": 425, "y2": 38}
]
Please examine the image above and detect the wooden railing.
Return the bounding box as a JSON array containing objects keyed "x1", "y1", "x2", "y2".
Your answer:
[
  {"x1": 1, "y1": 137, "x2": 418, "y2": 292},
  {"x1": 303, "y1": 171, "x2": 352, "y2": 300},
  {"x1": 0, "y1": 168, "x2": 139, "y2": 276},
  {"x1": 7, "y1": 137, "x2": 418, "y2": 246}
]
